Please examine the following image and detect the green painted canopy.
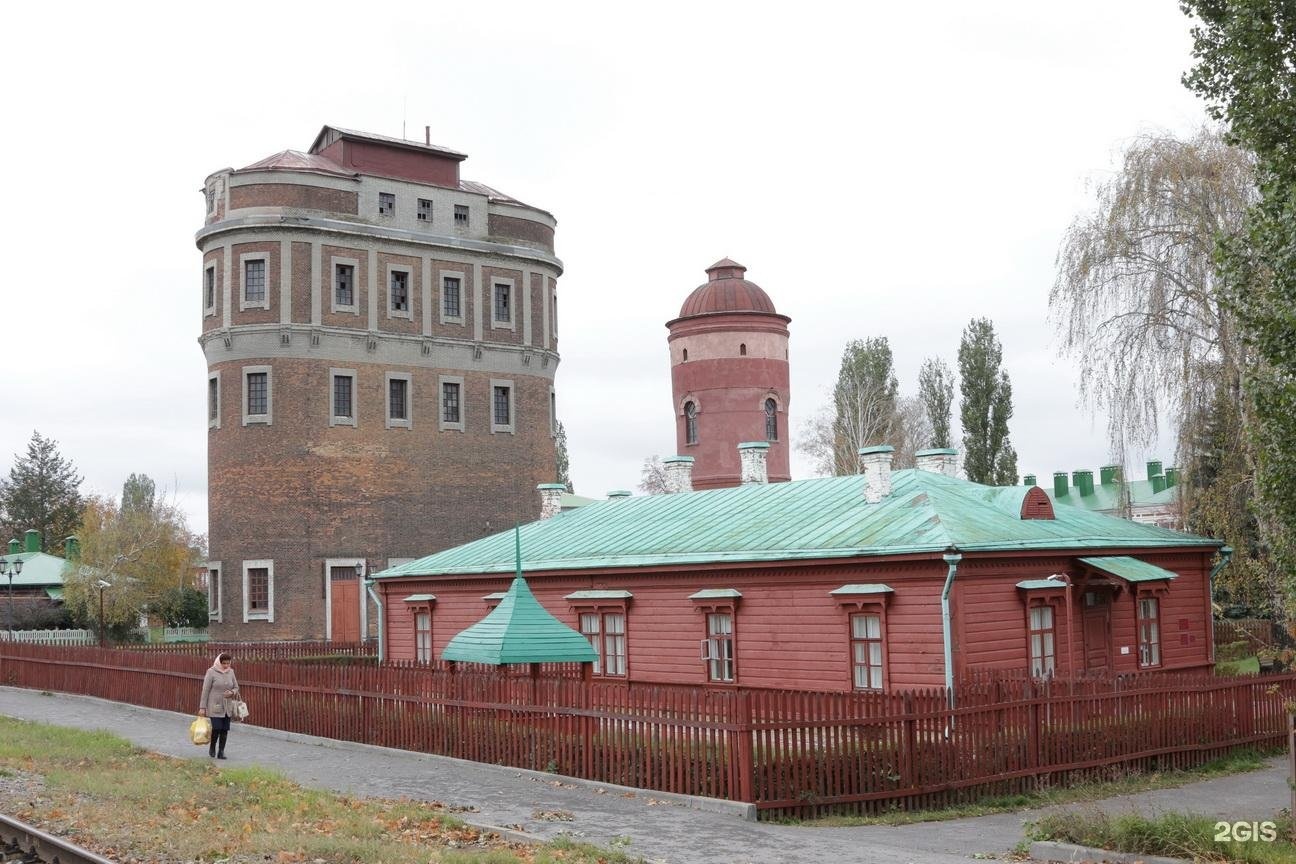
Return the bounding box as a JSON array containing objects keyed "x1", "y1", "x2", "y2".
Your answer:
[
  {"x1": 1078, "y1": 556, "x2": 1178, "y2": 583},
  {"x1": 376, "y1": 469, "x2": 1219, "y2": 580},
  {"x1": 441, "y1": 575, "x2": 597, "y2": 665}
]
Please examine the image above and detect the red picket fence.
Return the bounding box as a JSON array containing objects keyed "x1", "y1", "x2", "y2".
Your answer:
[{"x1": 2, "y1": 642, "x2": 1292, "y2": 819}]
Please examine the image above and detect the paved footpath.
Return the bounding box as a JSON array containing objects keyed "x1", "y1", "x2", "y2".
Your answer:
[{"x1": 0, "y1": 687, "x2": 1288, "y2": 864}]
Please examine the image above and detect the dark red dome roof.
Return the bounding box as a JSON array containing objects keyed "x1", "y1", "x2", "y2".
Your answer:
[{"x1": 677, "y1": 259, "x2": 781, "y2": 318}]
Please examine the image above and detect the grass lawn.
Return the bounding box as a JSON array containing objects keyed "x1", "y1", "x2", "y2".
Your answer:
[
  {"x1": 0, "y1": 717, "x2": 639, "y2": 864},
  {"x1": 1216, "y1": 655, "x2": 1261, "y2": 675},
  {"x1": 1026, "y1": 810, "x2": 1296, "y2": 863},
  {"x1": 781, "y1": 748, "x2": 1275, "y2": 827}
]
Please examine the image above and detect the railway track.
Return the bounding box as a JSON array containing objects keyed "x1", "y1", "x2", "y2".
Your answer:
[{"x1": 0, "y1": 813, "x2": 116, "y2": 864}]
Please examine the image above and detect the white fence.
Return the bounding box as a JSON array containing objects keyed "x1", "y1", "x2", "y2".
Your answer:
[
  {"x1": 0, "y1": 627, "x2": 209, "y2": 645},
  {"x1": 0, "y1": 629, "x2": 96, "y2": 645}
]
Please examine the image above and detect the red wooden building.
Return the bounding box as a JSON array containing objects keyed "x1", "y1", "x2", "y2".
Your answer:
[{"x1": 372, "y1": 447, "x2": 1226, "y2": 693}]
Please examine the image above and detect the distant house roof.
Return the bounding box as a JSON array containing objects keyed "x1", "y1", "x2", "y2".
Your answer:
[
  {"x1": 0, "y1": 551, "x2": 70, "y2": 588},
  {"x1": 376, "y1": 469, "x2": 1219, "y2": 579},
  {"x1": 560, "y1": 492, "x2": 598, "y2": 511},
  {"x1": 441, "y1": 576, "x2": 597, "y2": 665}
]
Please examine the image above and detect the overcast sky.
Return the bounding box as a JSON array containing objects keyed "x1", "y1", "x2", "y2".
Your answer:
[{"x1": 3, "y1": 2, "x2": 1208, "y2": 538}]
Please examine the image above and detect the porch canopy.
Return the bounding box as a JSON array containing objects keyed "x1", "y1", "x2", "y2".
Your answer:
[
  {"x1": 1076, "y1": 555, "x2": 1177, "y2": 585},
  {"x1": 441, "y1": 575, "x2": 597, "y2": 665}
]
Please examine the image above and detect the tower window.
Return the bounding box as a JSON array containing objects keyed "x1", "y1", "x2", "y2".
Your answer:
[
  {"x1": 765, "y1": 398, "x2": 778, "y2": 442},
  {"x1": 454, "y1": 204, "x2": 469, "y2": 225},
  {"x1": 243, "y1": 259, "x2": 266, "y2": 304},
  {"x1": 740, "y1": 343, "x2": 747, "y2": 356},
  {"x1": 494, "y1": 283, "x2": 511, "y2": 324},
  {"x1": 682, "y1": 349, "x2": 688, "y2": 362},
  {"x1": 442, "y1": 276, "x2": 462, "y2": 320},
  {"x1": 417, "y1": 198, "x2": 433, "y2": 222},
  {"x1": 335, "y1": 264, "x2": 354, "y2": 307},
  {"x1": 685, "y1": 401, "x2": 698, "y2": 445},
  {"x1": 390, "y1": 270, "x2": 409, "y2": 313},
  {"x1": 378, "y1": 192, "x2": 395, "y2": 217}
]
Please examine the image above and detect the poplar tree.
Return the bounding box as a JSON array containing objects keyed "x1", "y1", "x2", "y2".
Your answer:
[
  {"x1": 959, "y1": 319, "x2": 1017, "y2": 485},
  {"x1": 554, "y1": 422, "x2": 573, "y2": 493},
  {"x1": 918, "y1": 358, "x2": 955, "y2": 449}
]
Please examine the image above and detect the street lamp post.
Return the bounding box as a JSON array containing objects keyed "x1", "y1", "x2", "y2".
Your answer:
[
  {"x1": 2, "y1": 550, "x2": 23, "y2": 637},
  {"x1": 95, "y1": 580, "x2": 112, "y2": 648}
]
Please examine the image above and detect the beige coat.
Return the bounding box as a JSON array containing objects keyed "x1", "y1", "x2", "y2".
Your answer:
[{"x1": 199, "y1": 666, "x2": 239, "y2": 717}]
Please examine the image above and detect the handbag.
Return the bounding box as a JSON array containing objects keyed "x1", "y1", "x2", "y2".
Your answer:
[
  {"x1": 189, "y1": 715, "x2": 211, "y2": 745},
  {"x1": 231, "y1": 699, "x2": 249, "y2": 721}
]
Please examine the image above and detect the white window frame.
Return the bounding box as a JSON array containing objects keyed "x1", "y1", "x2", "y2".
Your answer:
[
  {"x1": 239, "y1": 252, "x2": 271, "y2": 311},
  {"x1": 386, "y1": 264, "x2": 414, "y2": 320},
  {"x1": 439, "y1": 375, "x2": 465, "y2": 432},
  {"x1": 414, "y1": 609, "x2": 433, "y2": 662},
  {"x1": 206, "y1": 561, "x2": 222, "y2": 622},
  {"x1": 489, "y1": 378, "x2": 515, "y2": 434},
  {"x1": 329, "y1": 367, "x2": 357, "y2": 427},
  {"x1": 242, "y1": 559, "x2": 274, "y2": 623},
  {"x1": 703, "y1": 611, "x2": 736, "y2": 683},
  {"x1": 331, "y1": 256, "x2": 360, "y2": 314},
  {"x1": 491, "y1": 278, "x2": 516, "y2": 330},
  {"x1": 439, "y1": 270, "x2": 466, "y2": 325},
  {"x1": 208, "y1": 371, "x2": 221, "y2": 430},
  {"x1": 203, "y1": 264, "x2": 217, "y2": 316},
  {"x1": 241, "y1": 365, "x2": 272, "y2": 426},
  {"x1": 385, "y1": 372, "x2": 412, "y2": 429}
]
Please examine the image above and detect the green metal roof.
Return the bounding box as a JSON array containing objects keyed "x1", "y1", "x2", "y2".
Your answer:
[
  {"x1": 1016, "y1": 579, "x2": 1066, "y2": 591},
  {"x1": 1078, "y1": 555, "x2": 1178, "y2": 583},
  {"x1": 830, "y1": 584, "x2": 895, "y2": 595},
  {"x1": 376, "y1": 470, "x2": 1219, "y2": 579},
  {"x1": 441, "y1": 576, "x2": 597, "y2": 665},
  {"x1": 0, "y1": 552, "x2": 70, "y2": 588},
  {"x1": 560, "y1": 492, "x2": 598, "y2": 510},
  {"x1": 1043, "y1": 479, "x2": 1178, "y2": 512},
  {"x1": 44, "y1": 586, "x2": 64, "y2": 600}
]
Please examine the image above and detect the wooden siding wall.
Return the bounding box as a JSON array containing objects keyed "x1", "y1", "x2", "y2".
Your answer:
[{"x1": 381, "y1": 552, "x2": 1214, "y2": 690}]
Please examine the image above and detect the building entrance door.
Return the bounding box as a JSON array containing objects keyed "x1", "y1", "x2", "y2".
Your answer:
[
  {"x1": 329, "y1": 566, "x2": 360, "y2": 642},
  {"x1": 1082, "y1": 589, "x2": 1111, "y2": 673}
]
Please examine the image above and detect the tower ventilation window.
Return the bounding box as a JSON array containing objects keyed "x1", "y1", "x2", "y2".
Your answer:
[{"x1": 740, "y1": 343, "x2": 747, "y2": 356}]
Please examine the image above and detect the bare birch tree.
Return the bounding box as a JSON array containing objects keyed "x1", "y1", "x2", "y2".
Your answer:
[{"x1": 798, "y1": 338, "x2": 899, "y2": 476}]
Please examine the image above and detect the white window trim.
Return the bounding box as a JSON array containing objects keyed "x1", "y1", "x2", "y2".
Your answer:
[
  {"x1": 490, "y1": 278, "x2": 516, "y2": 331},
  {"x1": 386, "y1": 264, "x2": 414, "y2": 320},
  {"x1": 208, "y1": 371, "x2": 221, "y2": 430},
  {"x1": 206, "y1": 561, "x2": 221, "y2": 622},
  {"x1": 330, "y1": 256, "x2": 361, "y2": 315},
  {"x1": 242, "y1": 559, "x2": 274, "y2": 623},
  {"x1": 385, "y1": 372, "x2": 412, "y2": 429},
  {"x1": 203, "y1": 264, "x2": 217, "y2": 317},
  {"x1": 239, "y1": 252, "x2": 271, "y2": 311},
  {"x1": 490, "y1": 378, "x2": 516, "y2": 434},
  {"x1": 324, "y1": 557, "x2": 365, "y2": 641},
  {"x1": 439, "y1": 270, "x2": 466, "y2": 325},
  {"x1": 241, "y1": 365, "x2": 272, "y2": 426},
  {"x1": 329, "y1": 367, "x2": 358, "y2": 427},
  {"x1": 439, "y1": 375, "x2": 465, "y2": 432}
]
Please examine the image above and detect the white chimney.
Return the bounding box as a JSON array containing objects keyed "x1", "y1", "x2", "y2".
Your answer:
[
  {"x1": 859, "y1": 445, "x2": 895, "y2": 503},
  {"x1": 738, "y1": 441, "x2": 770, "y2": 485},
  {"x1": 915, "y1": 448, "x2": 959, "y2": 478},
  {"x1": 537, "y1": 483, "x2": 566, "y2": 519},
  {"x1": 663, "y1": 455, "x2": 695, "y2": 493}
]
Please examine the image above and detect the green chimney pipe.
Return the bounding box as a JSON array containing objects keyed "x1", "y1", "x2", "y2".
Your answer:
[
  {"x1": 6, "y1": 539, "x2": 18, "y2": 556},
  {"x1": 64, "y1": 536, "x2": 80, "y2": 562},
  {"x1": 1023, "y1": 474, "x2": 1036, "y2": 487},
  {"x1": 1146, "y1": 460, "x2": 1163, "y2": 481},
  {"x1": 1073, "y1": 470, "x2": 1094, "y2": 497},
  {"x1": 1151, "y1": 474, "x2": 1167, "y2": 493},
  {"x1": 1165, "y1": 467, "x2": 1178, "y2": 488},
  {"x1": 1099, "y1": 465, "x2": 1121, "y2": 485},
  {"x1": 23, "y1": 529, "x2": 40, "y2": 553},
  {"x1": 1053, "y1": 472, "x2": 1069, "y2": 497}
]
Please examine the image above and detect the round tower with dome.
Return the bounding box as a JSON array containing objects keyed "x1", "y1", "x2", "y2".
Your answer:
[{"x1": 665, "y1": 259, "x2": 791, "y2": 489}]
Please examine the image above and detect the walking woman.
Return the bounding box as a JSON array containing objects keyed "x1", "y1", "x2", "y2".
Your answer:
[{"x1": 198, "y1": 652, "x2": 239, "y2": 759}]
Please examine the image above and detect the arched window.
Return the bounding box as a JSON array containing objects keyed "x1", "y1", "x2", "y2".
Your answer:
[
  {"x1": 739, "y1": 343, "x2": 747, "y2": 356},
  {"x1": 765, "y1": 398, "x2": 778, "y2": 441},
  {"x1": 685, "y1": 401, "x2": 698, "y2": 445},
  {"x1": 682, "y1": 348, "x2": 688, "y2": 362}
]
